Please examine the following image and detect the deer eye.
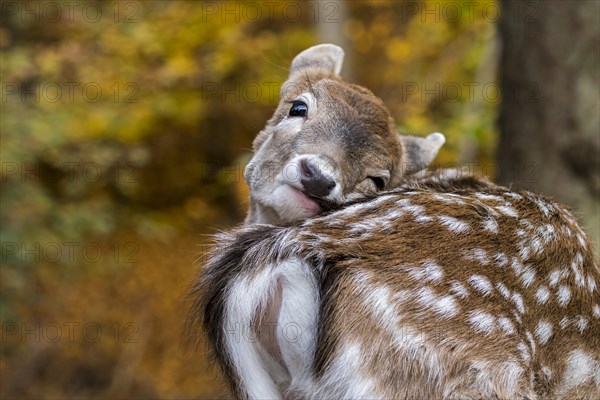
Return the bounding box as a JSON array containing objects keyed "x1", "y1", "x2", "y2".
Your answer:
[
  {"x1": 289, "y1": 100, "x2": 308, "y2": 117},
  {"x1": 368, "y1": 176, "x2": 386, "y2": 191}
]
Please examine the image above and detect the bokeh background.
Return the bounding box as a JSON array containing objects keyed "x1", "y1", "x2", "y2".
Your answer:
[{"x1": 1, "y1": 0, "x2": 598, "y2": 398}]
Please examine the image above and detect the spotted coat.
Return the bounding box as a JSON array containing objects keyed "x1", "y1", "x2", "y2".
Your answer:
[{"x1": 189, "y1": 171, "x2": 600, "y2": 399}]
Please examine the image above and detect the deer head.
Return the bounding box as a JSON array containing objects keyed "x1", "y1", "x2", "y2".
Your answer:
[{"x1": 243, "y1": 44, "x2": 445, "y2": 225}]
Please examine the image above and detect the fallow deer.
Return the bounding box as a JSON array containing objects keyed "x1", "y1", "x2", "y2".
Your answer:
[
  {"x1": 188, "y1": 44, "x2": 600, "y2": 399},
  {"x1": 242, "y1": 44, "x2": 445, "y2": 225}
]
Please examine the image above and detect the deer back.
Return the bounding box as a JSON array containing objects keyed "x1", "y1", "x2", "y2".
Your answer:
[{"x1": 190, "y1": 171, "x2": 600, "y2": 399}]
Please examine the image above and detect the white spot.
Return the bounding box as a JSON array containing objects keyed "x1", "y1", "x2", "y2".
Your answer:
[
  {"x1": 323, "y1": 341, "x2": 378, "y2": 398},
  {"x1": 483, "y1": 218, "x2": 498, "y2": 233},
  {"x1": 559, "y1": 316, "x2": 572, "y2": 329},
  {"x1": 577, "y1": 233, "x2": 586, "y2": 248},
  {"x1": 432, "y1": 193, "x2": 465, "y2": 205},
  {"x1": 438, "y1": 215, "x2": 470, "y2": 233},
  {"x1": 512, "y1": 310, "x2": 523, "y2": 324},
  {"x1": 539, "y1": 224, "x2": 556, "y2": 243},
  {"x1": 494, "y1": 252, "x2": 508, "y2": 268},
  {"x1": 405, "y1": 260, "x2": 444, "y2": 284},
  {"x1": 511, "y1": 258, "x2": 524, "y2": 276},
  {"x1": 449, "y1": 281, "x2": 469, "y2": 299},
  {"x1": 576, "y1": 316, "x2": 589, "y2": 333},
  {"x1": 557, "y1": 349, "x2": 600, "y2": 397},
  {"x1": 520, "y1": 266, "x2": 536, "y2": 288},
  {"x1": 475, "y1": 193, "x2": 503, "y2": 202},
  {"x1": 525, "y1": 330, "x2": 537, "y2": 353},
  {"x1": 557, "y1": 285, "x2": 571, "y2": 307},
  {"x1": 415, "y1": 287, "x2": 459, "y2": 319},
  {"x1": 593, "y1": 304, "x2": 600, "y2": 319},
  {"x1": 498, "y1": 316, "x2": 516, "y2": 335},
  {"x1": 519, "y1": 245, "x2": 531, "y2": 260},
  {"x1": 517, "y1": 341, "x2": 530, "y2": 363},
  {"x1": 512, "y1": 292, "x2": 526, "y2": 314},
  {"x1": 496, "y1": 282, "x2": 511, "y2": 300},
  {"x1": 469, "y1": 248, "x2": 489, "y2": 265},
  {"x1": 533, "y1": 198, "x2": 551, "y2": 218},
  {"x1": 587, "y1": 275, "x2": 597, "y2": 293},
  {"x1": 541, "y1": 365, "x2": 552, "y2": 380},
  {"x1": 504, "y1": 192, "x2": 523, "y2": 200},
  {"x1": 404, "y1": 204, "x2": 426, "y2": 216},
  {"x1": 433, "y1": 295, "x2": 460, "y2": 319},
  {"x1": 548, "y1": 269, "x2": 562, "y2": 288},
  {"x1": 395, "y1": 198, "x2": 412, "y2": 207},
  {"x1": 535, "y1": 320, "x2": 553, "y2": 345},
  {"x1": 496, "y1": 205, "x2": 518, "y2": 218},
  {"x1": 530, "y1": 237, "x2": 543, "y2": 254},
  {"x1": 571, "y1": 258, "x2": 585, "y2": 288},
  {"x1": 535, "y1": 286, "x2": 550, "y2": 305},
  {"x1": 468, "y1": 275, "x2": 493, "y2": 296},
  {"x1": 468, "y1": 310, "x2": 496, "y2": 334},
  {"x1": 415, "y1": 215, "x2": 433, "y2": 223}
]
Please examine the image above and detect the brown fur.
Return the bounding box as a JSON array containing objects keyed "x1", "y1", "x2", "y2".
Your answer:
[
  {"x1": 244, "y1": 44, "x2": 444, "y2": 225},
  {"x1": 190, "y1": 170, "x2": 599, "y2": 399},
  {"x1": 187, "y1": 44, "x2": 599, "y2": 399}
]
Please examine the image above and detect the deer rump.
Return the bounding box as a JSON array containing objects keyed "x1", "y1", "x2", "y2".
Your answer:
[{"x1": 191, "y1": 174, "x2": 600, "y2": 400}]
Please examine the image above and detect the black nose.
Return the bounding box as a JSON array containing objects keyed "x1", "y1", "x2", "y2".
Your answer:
[{"x1": 300, "y1": 159, "x2": 336, "y2": 197}]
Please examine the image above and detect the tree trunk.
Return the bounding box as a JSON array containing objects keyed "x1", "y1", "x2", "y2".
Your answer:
[{"x1": 497, "y1": 0, "x2": 600, "y2": 253}]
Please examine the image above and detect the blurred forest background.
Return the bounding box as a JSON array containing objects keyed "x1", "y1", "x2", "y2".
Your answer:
[{"x1": 1, "y1": 0, "x2": 598, "y2": 398}]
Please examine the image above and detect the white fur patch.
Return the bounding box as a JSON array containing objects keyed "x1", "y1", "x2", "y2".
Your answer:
[
  {"x1": 449, "y1": 280, "x2": 470, "y2": 299},
  {"x1": 405, "y1": 260, "x2": 444, "y2": 284},
  {"x1": 317, "y1": 341, "x2": 380, "y2": 399},
  {"x1": 496, "y1": 282, "x2": 511, "y2": 300},
  {"x1": 587, "y1": 275, "x2": 597, "y2": 293},
  {"x1": 535, "y1": 320, "x2": 553, "y2": 345},
  {"x1": 533, "y1": 198, "x2": 551, "y2": 218},
  {"x1": 438, "y1": 215, "x2": 470, "y2": 233},
  {"x1": 468, "y1": 310, "x2": 496, "y2": 334},
  {"x1": 548, "y1": 268, "x2": 564, "y2": 288},
  {"x1": 276, "y1": 259, "x2": 319, "y2": 390},
  {"x1": 225, "y1": 264, "x2": 285, "y2": 399},
  {"x1": 593, "y1": 304, "x2": 600, "y2": 319},
  {"x1": 517, "y1": 341, "x2": 530, "y2": 363},
  {"x1": 512, "y1": 292, "x2": 526, "y2": 314},
  {"x1": 511, "y1": 258, "x2": 524, "y2": 276},
  {"x1": 520, "y1": 266, "x2": 536, "y2": 288},
  {"x1": 541, "y1": 365, "x2": 552, "y2": 380},
  {"x1": 530, "y1": 237, "x2": 543, "y2": 255},
  {"x1": 576, "y1": 316, "x2": 589, "y2": 333},
  {"x1": 416, "y1": 287, "x2": 459, "y2": 319},
  {"x1": 498, "y1": 316, "x2": 516, "y2": 335},
  {"x1": 557, "y1": 349, "x2": 600, "y2": 397},
  {"x1": 559, "y1": 316, "x2": 572, "y2": 330},
  {"x1": 571, "y1": 258, "x2": 586, "y2": 288},
  {"x1": 525, "y1": 331, "x2": 536, "y2": 354},
  {"x1": 483, "y1": 218, "x2": 499, "y2": 233},
  {"x1": 504, "y1": 192, "x2": 523, "y2": 200},
  {"x1": 535, "y1": 286, "x2": 550, "y2": 305},
  {"x1": 468, "y1": 275, "x2": 493, "y2": 296},
  {"x1": 494, "y1": 252, "x2": 508, "y2": 268},
  {"x1": 538, "y1": 224, "x2": 556, "y2": 242},
  {"x1": 469, "y1": 248, "x2": 489, "y2": 265},
  {"x1": 576, "y1": 233, "x2": 586, "y2": 248},
  {"x1": 496, "y1": 205, "x2": 518, "y2": 218},
  {"x1": 557, "y1": 285, "x2": 571, "y2": 307}
]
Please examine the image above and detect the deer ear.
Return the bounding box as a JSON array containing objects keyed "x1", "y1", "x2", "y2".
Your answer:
[
  {"x1": 399, "y1": 132, "x2": 446, "y2": 175},
  {"x1": 290, "y1": 44, "x2": 344, "y2": 76}
]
